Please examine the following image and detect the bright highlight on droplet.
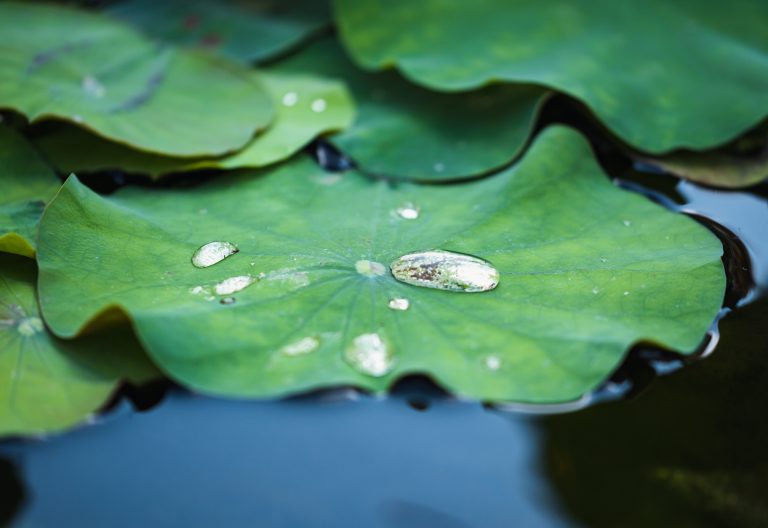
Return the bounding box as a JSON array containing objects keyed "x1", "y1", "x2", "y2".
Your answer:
[
  {"x1": 345, "y1": 333, "x2": 393, "y2": 377},
  {"x1": 214, "y1": 275, "x2": 256, "y2": 296},
  {"x1": 16, "y1": 317, "x2": 44, "y2": 337},
  {"x1": 191, "y1": 241, "x2": 238, "y2": 268},
  {"x1": 311, "y1": 98, "x2": 327, "y2": 112},
  {"x1": 390, "y1": 250, "x2": 499, "y2": 292},
  {"x1": 281, "y1": 336, "x2": 320, "y2": 357},
  {"x1": 387, "y1": 298, "x2": 410, "y2": 311},
  {"x1": 355, "y1": 259, "x2": 387, "y2": 277},
  {"x1": 395, "y1": 203, "x2": 420, "y2": 220},
  {"x1": 282, "y1": 91, "x2": 298, "y2": 106},
  {"x1": 81, "y1": 75, "x2": 106, "y2": 98},
  {"x1": 485, "y1": 355, "x2": 501, "y2": 371}
]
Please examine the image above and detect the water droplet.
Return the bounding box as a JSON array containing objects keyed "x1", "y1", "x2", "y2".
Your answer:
[
  {"x1": 191, "y1": 241, "x2": 238, "y2": 268},
  {"x1": 433, "y1": 162, "x2": 445, "y2": 172},
  {"x1": 282, "y1": 91, "x2": 298, "y2": 106},
  {"x1": 72, "y1": 114, "x2": 83, "y2": 123},
  {"x1": 311, "y1": 98, "x2": 327, "y2": 112},
  {"x1": 219, "y1": 297, "x2": 236, "y2": 305},
  {"x1": 81, "y1": 75, "x2": 106, "y2": 98},
  {"x1": 485, "y1": 355, "x2": 501, "y2": 371},
  {"x1": 198, "y1": 208, "x2": 208, "y2": 215},
  {"x1": 387, "y1": 298, "x2": 410, "y2": 311},
  {"x1": 345, "y1": 333, "x2": 393, "y2": 377},
  {"x1": 623, "y1": 220, "x2": 632, "y2": 227},
  {"x1": 17, "y1": 317, "x2": 44, "y2": 337},
  {"x1": 281, "y1": 336, "x2": 320, "y2": 357},
  {"x1": 395, "y1": 203, "x2": 420, "y2": 220},
  {"x1": 214, "y1": 275, "x2": 256, "y2": 296},
  {"x1": 355, "y1": 259, "x2": 387, "y2": 277},
  {"x1": 390, "y1": 250, "x2": 499, "y2": 292},
  {"x1": 592, "y1": 287, "x2": 600, "y2": 295},
  {"x1": 600, "y1": 257, "x2": 608, "y2": 263},
  {"x1": 624, "y1": 291, "x2": 630, "y2": 296}
]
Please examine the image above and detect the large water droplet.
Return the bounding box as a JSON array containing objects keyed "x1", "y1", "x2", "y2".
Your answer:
[
  {"x1": 355, "y1": 260, "x2": 387, "y2": 277},
  {"x1": 214, "y1": 275, "x2": 256, "y2": 296},
  {"x1": 395, "y1": 203, "x2": 420, "y2": 220},
  {"x1": 281, "y1": 336, "x2": 320, "y2": 357},
  {"x1": 17, "y1": 317, "x2": 44, "y2": 337},
  {"x1": 387, "y1": 298, "x2": 410, "y2": 311},
  {"x1": 191, "y1": 241, "x2": 238, "y2": 268},
  {"x1": 345, "y1": 333, "x2": 393, "y2": 377},
  {"x1": 390, "y1": 250, "x2": 499, "y2": 292}
]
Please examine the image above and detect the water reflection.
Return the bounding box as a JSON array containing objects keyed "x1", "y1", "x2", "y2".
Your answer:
[{"x1": 0, "y1": 381, "x2": 573, "y2": 528}]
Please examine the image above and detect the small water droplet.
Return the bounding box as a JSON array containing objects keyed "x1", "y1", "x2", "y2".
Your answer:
[
  {"x1": 390, "y1": 250, "x2": 499, "y2": 292},
  {"x1": 387, "y1": 298, "x2": 410, "y2": 311},
  {"x1": 282, "y1": 91, "x2": 298, "y2": 106},
  {"x1": 214, "y1": 275, "x2": 256, "y2": 296},
  {"x1": 17, "y1": 317, "x2": 44, "y2": 337},
  {"x1": 311, "y1": 98, "x2": 327, "y2": 112},
  {"x1": 219, "y1": 297, "x2": 236, "y2": 305},
  {"x1": 191, "y1": 241, "x2": 238, "y2": 268},
  {"x1": 395, "y1": 203, "x2": 420, "y2": 220},
  {"x1": 81, "y1": 75, "x2": 106, "y2": 98},
  {"x1": 600, "y1": 257, "x2": 608, "y2": 263},
  {"x1": 485, "y1": 355, "x2": 501, "y2": 371},
  {"x1": 345, "y1": 333, "x2": 393, "y2": 377},
  {"x1": 624, "y1": 291, "x2": 630, "y2": 296},
  {"x1": 623, "y1": 220, "x2": 632, "y2": 227},
  {"x1": 433, "y1": 162, "x2": 445, "y2": 173},
  {"x1": 281, "y1": 336, "x2": 320, "y2": 357},
  {"x1": 72, "y1": 114, "x2": 83, "y2": 123},
  {"x1": 198, "y1": 208, "x2": 208, "y2": 215},
  {"x1": 355, "y1": 259, "x2": 387, "y2": 277},
  {"x1": 592, "y1": 287, "x2": 600, "y2": 295}
]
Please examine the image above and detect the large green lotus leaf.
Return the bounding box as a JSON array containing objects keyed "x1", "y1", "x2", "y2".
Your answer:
[
  {"x1": 36, "y1": 126, "x2": 725, "y2": 403},
  {"x1": 0, "y1": 124, "x2": 60, "y2": 258},
  {"x1": 107, "y1": 0, "x2": 331, "y2": 63},
  {"x1": 631, "y1": 124, "x2": 768, "y2": 188},
  {"x1": 0, "y1": 253, "x2": 159, "y2": 437},
  {"x1": 334, "y1": 0, "x2": 768, "y2": 153},
  {"x1": 33, "y1": 73, "x2": 354, "y2": 178},
  {"x1": 0, "y1": 2, "x2": 274, "y2": 157},
  {"x1": 271, "y1": 38, "x2": 548, "y2": 180}
]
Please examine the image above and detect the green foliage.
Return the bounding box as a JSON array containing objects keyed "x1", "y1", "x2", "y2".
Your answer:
[
  {"x1": 37, "y1": 127, "x2": 724, "y2": 402},
  {"x1": 0, "y1": 253, "x2": 159, "y2": 436},
  {"x1": 0, "y1": 2, "x2": 274, "y2": 156},
  {"x1": 335, "y1": 0, "x2": 768, "y2": 153},
  {"x1": 0, "y1": 124, "x2": 60, "y2": 257}
]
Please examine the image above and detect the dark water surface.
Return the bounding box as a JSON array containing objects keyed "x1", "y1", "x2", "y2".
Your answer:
[{"x1": 1, "y1": 177, "x2": 766, "y2": 527}]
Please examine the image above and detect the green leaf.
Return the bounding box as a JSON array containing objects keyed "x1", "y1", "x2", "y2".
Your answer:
[
  {"x1": 107, "y1": 0, "x2": 331, "y2": 63},
  {"x1": 32, "y1": 72, "x2": 355, "y2": 178},
  {"x1": 0, "y1": 253, "x2": 159, "y2": 437},
  {"x1": 334, "y1": 0, "x2": 768, "y2": 153},
  {"x1": 36, "y1": 126, "x2": 725, "y2": 403},
  {"x1": 631, "y1": 124, "x2": 768, "y2": 188},
  {"x1": 0, "y1": 124, "x2": 60, "y2": 258},
  {"x1": 272, "y1": 38, "x2": 548, "y2": 180},
  {"x1": 0, "y1": 2, "x2": 274, "y2": 157}
]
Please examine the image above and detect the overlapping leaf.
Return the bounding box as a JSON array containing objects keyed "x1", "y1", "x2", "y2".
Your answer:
[
  {"x1": 37, "y1": 127, "x2": 725, "y2": 403},
  {"x1": 0, "y1": 124, "x2": 60, "y2": 258},
  {"x1": 107, "y1": 0, "x2": 331, "y2": 63},
  {"x1": 0, "y1": 2, "x2": 274, "y2": 156},
  {"x1": 33, "y1": 73, "x2": 354, "y2": 178},
  {"x1": 335, "y1": 0, "x2": 768, "y2": 153},
  {"x1": 0, "y1": 254, "x2": 159, "y2": 437},
  {"x1": 272, "y1": 39, "x2": 548, "y2": 180}
]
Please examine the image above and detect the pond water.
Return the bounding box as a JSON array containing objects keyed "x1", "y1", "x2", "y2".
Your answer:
[{"x1": 1, "y1": 168, "x2": 766, "y2": 527}]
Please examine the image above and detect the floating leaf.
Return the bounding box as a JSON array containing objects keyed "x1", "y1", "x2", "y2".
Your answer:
[
  {"x1": 37, "y1": 126, "x2": 724, "y2": 403},
  {"x1": 335, "y1": 0, "x2": 768, "y2": 153},
  {"x1": 632, "y1": 124, "x2": 768, "y2": 188},
  {"x1": 0, "y1": 2, "x2": 274, "y2": 157},
  {"x1": 0, "y1": 254, "x2": 159, "y2": 437},
  {"x1": 107, "y1": 0, "x2": 331, "y2": 63},
  {"x1": 272, "y1": 38, "x2": 547, "y2": 180},
  {"x1": 0, "y1": 124, "x2": 60, "y2": 258},
  {"x1": 33, "y1": 72, "x2": 354, "y2": 178}
]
